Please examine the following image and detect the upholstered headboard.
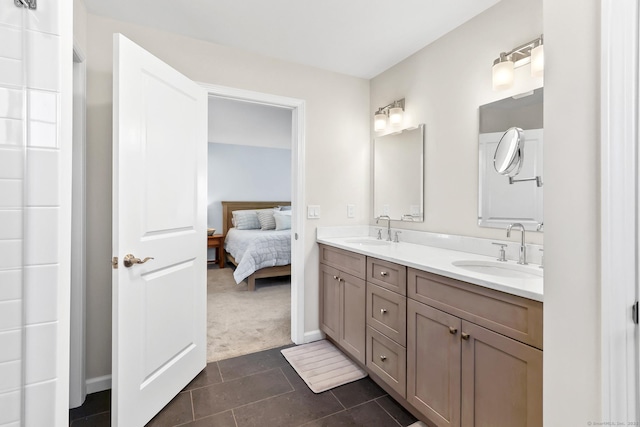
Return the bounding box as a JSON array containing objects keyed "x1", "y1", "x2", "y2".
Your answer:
[{"x1": 221, "y1": 201, "x2": 291, "y2": 236}]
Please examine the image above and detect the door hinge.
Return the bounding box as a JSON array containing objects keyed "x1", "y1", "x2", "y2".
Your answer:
[
  {"x1": 633, "y1": 301, "x2": 639, "y2": 324},
  {"x1": 14, "y1": 0, "x2": 36, "y2": 9},
  {"x1": 112, "y1": 256, "x2": 118, "y2": 269}
]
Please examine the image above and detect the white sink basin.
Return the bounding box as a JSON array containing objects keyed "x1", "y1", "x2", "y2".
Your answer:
[
  {"x1": 452, "y1": 260, "x2": 542, "y2": 279},
  {"x1": 345, "y1": 238, "x2": 392, "y2": 246}
]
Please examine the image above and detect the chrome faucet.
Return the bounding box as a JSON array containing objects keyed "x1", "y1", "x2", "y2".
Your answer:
[
  {"x1": 376, "y1": 215, "x2": 392, "y2": 241},
  {"x1": 507, "y1": 223, "x2": 528, "y2": 265}
]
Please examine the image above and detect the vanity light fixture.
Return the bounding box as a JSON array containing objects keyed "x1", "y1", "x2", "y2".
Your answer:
[
  {"x1": 374, "y1": 98, "x2": 405, "y2": 132},
  {"x1": 492, "y1": 35, "x2": 544, "y2": 90}
]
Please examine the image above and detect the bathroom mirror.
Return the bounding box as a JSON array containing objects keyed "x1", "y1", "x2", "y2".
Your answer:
[
  {"x1": 373, "y1": 124, "x2": 425, "y2": 221},
  {"x1": 478, "y1": 88, "x2": 543, "y2": 231}
]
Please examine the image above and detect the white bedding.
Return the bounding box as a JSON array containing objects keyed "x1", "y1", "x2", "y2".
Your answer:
[{"x1": 224, "y1": 227, "x2": 291, "y2": 284}]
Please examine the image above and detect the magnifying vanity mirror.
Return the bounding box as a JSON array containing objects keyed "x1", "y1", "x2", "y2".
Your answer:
[
  {"x1": 494, "y1": 127, "x2": 524, "y2": 176},
  {"x1": 373, "y1": 124, "x2": 425, "y2": 221},
  {"x1": 478, "y1": 88, "x2": 543, "y2": 231}
]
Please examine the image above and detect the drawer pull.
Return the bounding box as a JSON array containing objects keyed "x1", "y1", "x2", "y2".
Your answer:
[
  {"x1": 333, "y1": 275, "x2": 339, "y2": 280},
  {"x1": 449, "y1": 326, "x2": 458, "y2": 335},
  {"x1": 461, "y1": 332, "x2": 470, "y2": 340},
  {"x1": 380, "y1": 271, "x2": 389, "y2": 277},
  {"x1": 379, "y1": 355, "x2": 387, "y2": 362},
  {"x1": 380, "y1": 308, "x2": 388, "y2": 315}
]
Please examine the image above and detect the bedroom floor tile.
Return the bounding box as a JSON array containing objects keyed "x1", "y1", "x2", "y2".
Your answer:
[{"x1": 69, "y1": 345, "x2": 418, "y2": 427}]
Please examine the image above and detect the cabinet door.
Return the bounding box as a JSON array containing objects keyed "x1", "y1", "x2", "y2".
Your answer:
[
  {"x1": 461, "y1": 321, "x2": 542, "y2": 427},
  {"x1": 340, "y1": 271, "x2": 366, "y2": 364},
  {"x1": 319, "y1": 264, "x2": 341, "y2": 341},
  {"x1": 407, "y1": 300, "x2": 461, "y2": 427}
]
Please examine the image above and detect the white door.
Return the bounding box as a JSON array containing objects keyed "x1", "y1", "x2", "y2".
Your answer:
[{"x1": 112, "y1": 34, "x2": 207, "y2": 427}]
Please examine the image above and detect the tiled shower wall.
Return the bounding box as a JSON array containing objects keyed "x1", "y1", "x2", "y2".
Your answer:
[{"x1": 0, "y1": 2, "x2": 62, "y2": 426}]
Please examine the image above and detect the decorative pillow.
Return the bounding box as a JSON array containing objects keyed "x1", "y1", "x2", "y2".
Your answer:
[
  {"x1": 274, "y1": 212, "x2": 292, "y2": 230},
  {"x1": 232, "y1": 210, "x2": 260, "y2": 230},
  {"x1": 278, "y1": 205, "x2": 292, "y2": 211},
  {"x1": 257, "y1": 209, "x2": 277, "y2": 230}
]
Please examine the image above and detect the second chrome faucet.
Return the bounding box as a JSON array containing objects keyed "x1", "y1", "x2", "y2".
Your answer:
[
  {"x1": 507, "y1": 223, "x2": 528, "y2": 265},
  {"x1": 376, "y1": 215, "x2": 392, "y2": 241}
]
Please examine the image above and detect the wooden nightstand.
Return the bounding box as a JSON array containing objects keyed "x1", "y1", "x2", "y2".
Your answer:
[{"x1": 207, "y1": 234, "x2": 225, "y2": 268}]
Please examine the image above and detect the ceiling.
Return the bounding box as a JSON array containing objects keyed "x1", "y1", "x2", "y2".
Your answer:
[{"x1": 83, "y1": 0, "x2": 501, "y2": 79}]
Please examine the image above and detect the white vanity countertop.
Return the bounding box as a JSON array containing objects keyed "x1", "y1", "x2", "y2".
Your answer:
[{"x1": 317, "y1": 235, "x2": 544, "y2": 302}]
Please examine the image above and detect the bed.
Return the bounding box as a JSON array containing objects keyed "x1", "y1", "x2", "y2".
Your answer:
[{"x1": 222, "y1": 201, "x2": 292, "y2": 291}]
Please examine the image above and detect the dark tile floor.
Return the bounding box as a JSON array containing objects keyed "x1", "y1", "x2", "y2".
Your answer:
[{"x1": 69, "y1": 345, "x2": 418, "y2": 427}]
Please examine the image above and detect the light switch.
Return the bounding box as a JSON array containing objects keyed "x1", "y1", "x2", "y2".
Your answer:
[
  {"x1": 307, "y1": 205, "x2": 320, "y2": 219},
  {"x1": 347, "y1": 204, "x2": 355, "y2": 218}
]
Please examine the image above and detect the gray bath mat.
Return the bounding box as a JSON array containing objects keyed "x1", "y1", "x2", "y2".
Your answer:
[{"x1": 281, "y1": 340, "x2": 367, "y2": 393}]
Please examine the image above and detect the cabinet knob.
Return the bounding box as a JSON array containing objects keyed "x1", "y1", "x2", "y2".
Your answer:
[
  {"x1": 380, "y1": 271, "x2": 388, "y2": 277},
  {"x1": 461, "y1": 332, "x2": 470, "y2": 340},
  {"x1": 333, "y1": 275, "x2": 339, "y2": 281},
  {"x1": 449, "y1": 326, "x2": 458, "y2": 335},
  {"x1": 380, "y1": 308, "x2": 388, "y2": 315},
  {"x1": 379, "y1": 355, "x2": 387, "y2": 362}
]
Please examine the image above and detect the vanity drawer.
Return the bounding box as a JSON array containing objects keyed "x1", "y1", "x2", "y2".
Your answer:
[
  {"x1": 367, "y1": 257, "x2": 407, "y2": 295},
  {"x1": 366, "y1": 326, "x2": 406, "y2": 398},
  {"x1": 408, "y1": 268, "x2": 543, "y2": 349},
  {"x1": 367, "y1": 284, "x2": 406, "y2": 346},
  {"x1": 319, "y1": 244, "x2": 366, "y2": 278}
]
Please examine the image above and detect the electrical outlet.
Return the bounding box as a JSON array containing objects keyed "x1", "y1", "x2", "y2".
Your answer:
[{"x1": 347, "y1": 204, "x2": 355, "y2": 218}]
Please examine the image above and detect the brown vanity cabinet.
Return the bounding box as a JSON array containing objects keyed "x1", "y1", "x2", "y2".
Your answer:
[
  {"x1": 407, "y1": 268, "x2": 543, "y2": 427},
  {"x1": 319, "y1": 245, "x2": 366, "y2": 364},
  {"x1": 318, "y1": 244, "x2": 543, "y2": 427}
]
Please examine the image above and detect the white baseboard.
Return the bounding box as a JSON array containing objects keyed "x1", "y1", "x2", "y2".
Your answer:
[
  {"x1": 86, "y1": 375, "x2": 111, "y2": 394},
  {"x1": 303, "y1": 329, "x2": 324, "y2": 343}
]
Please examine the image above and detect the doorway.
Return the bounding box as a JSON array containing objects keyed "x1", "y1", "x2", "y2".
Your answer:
[
  {"x1": 201, "y1": 83, "x2": 307, "y2": 352},
  {"x1": 205, "y1": 95, "x2": 294, "y2": 361}
]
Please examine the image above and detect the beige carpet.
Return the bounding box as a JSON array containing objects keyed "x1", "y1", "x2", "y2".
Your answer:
[
  {"x1": 207, "y1": 267, "x2": 292, "y2": 362},
  {"x1": 281, "y1": 340, "x2": 367, "y2": 393}
]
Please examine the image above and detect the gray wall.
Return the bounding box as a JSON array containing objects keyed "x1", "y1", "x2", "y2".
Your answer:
[{"x1": 207, "y1": 143, "x2": 291, "y2": 232}]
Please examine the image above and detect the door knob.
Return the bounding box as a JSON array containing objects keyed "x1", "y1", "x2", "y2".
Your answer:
[{"x1": 123, "y1": 254, "x2": 154, "y2": 268}]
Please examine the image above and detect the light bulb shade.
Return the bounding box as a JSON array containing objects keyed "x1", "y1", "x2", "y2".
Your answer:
[
  {"x1": 374, "y1": 112, "x2": 387, "y2": 131},
  {"x1": 389, "y1": 107, "x2": 403, "y2": 125},
  {"x1": 492, "y1": 60, "x2": 515, "y2": 90},
  {"x1": 530, "y1": 44, "x2": 544, "y2": 78}
]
